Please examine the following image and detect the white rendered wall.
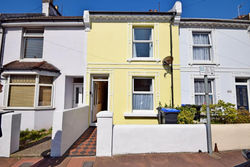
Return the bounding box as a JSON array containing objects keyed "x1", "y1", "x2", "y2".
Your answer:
[
  {"x1": 0, "y1": 113, "x2": 21, "y2": 157},
  {"x1": 112, "y1": 124, "x2": 208, "y2": 155},
  {"x1": 51, "y1": 105, "x2": 89, "y2": 157},
  {"x1": 0, "y1": 26, "x2": 87, "y2": 130},
  {"x1": 180, "y1": 27, "x2": 250, "y2": 105}
]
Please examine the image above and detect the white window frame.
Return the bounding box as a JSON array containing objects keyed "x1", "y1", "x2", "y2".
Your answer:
[
  {"x1": 194, "y1": 78, "x2": 214, "y2": 105},
  {"x1": 192, "y1": 31, "x2": 213, "y2": 63},
  {"x1": 5, "y1": 74, "x2": 54, "y2": 109},
  {"x1": 132, "y1": 77, "x2": 154, "y2": 112},
  {"x1": 21, "y1": 29, "x2": 44, "y2": 61},
  {"x1": 132, "y1": 27, "x2": 154, "y2": 60}
]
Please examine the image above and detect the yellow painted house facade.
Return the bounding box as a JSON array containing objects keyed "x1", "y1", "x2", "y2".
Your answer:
[{"x1": 84, "y1": 6, "x2": 182, "y2": 125}]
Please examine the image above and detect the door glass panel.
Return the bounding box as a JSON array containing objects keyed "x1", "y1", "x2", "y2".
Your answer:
[{"x1": 75, "y1": 87, "x2": 79, "y2": 104}]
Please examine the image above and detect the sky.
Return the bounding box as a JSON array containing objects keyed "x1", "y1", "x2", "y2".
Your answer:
[{"x1": 0, "y1": 0, "x2": 249, "y2": 19}]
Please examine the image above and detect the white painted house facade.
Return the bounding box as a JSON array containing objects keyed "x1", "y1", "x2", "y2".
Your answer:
[
  {"x1": 180, "y1": 18, "x2": 250, "y2": 109},
  {"x1": 0, "y1": 1, "x2": 87, "y2": 130}
]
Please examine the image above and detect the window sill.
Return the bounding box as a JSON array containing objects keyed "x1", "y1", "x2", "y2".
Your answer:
[
  {"x1": 189, "y1": 62, "x2": 219, "y2": 66},
  {"x1": 20, "y1": 58, "x2": 44, "y2": 62},
  {"x1": 127, "y1": 58, "x2": 161, "y2": 62},
  {"x1": 124, "y1": 111, "x2": 157, "y2": 118}
]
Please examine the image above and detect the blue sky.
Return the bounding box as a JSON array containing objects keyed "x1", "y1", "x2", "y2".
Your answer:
[{"x1": 0, "y1": 0, "x2": 249, "y2": 19}]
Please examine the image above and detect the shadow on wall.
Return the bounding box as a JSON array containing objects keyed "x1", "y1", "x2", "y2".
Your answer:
[{"x1": 51, "y1": 130, "x2": 62, "y2": 157}]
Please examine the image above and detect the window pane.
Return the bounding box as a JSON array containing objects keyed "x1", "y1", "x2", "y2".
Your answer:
[
  {"x1": 195, "y1": 95, "x2": 213, "y2": 105},
  {"x1": 193, "y1": 47, "x2": 210, "y2": 60},
  {"x1": 133, "y1": 43, "x2": 153, "y2": 58},
  {"x1": 194, "y1": 80, "x2": 212, "y2": 93},
  {"x1": 8, "y1": 85, "x2": 35, "y2": 107},
  {"x1": 134, "y1": 28, "x2": 152, "y2": 40},
  {"x1": 193, "y1": 33, "x2": 210, "y2": 45},
  {"x1": 39, "y1": 76, "x2": 53, "y2": 84},
  {"x1": 24, "y1": 38, "x2": 43, "y2": 58},
  {"x1": 134, "y1": 79, "x2": 152, "y2": 91},
  {"x1": 39, "y1": 86, "x2": 52, "y2": 106},
  {"x1": 10, "y1": 75, "x2": 36, "y2": 83},
  {"x1": 133, "y1": 94, "x2": 153, "y2": 110}
]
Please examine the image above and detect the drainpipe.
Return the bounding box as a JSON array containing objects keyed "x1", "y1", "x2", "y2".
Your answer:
[
  {"x1": 0, "y1": 23, "x2": 4, "y2": 76},
  {"x1": 169, "y1": 20, "x2": 174, "y2": 108},
  {"x1": 168, "y1": 1, "x2": 182, "y2": 108}
]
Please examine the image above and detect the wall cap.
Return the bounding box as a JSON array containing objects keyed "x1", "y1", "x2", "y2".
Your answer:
[{"x1": 97, "y1": 111, "x2": 113, "y2": 118}]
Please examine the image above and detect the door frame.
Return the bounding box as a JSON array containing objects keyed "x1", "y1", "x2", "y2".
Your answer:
[
  {"x1": 90, "y1": 74, "x2": 109, "y2": 126},
  {"x1": 235, "y1": 78, "x2": 250, "y2": 110},
  {"x1": 73, "y1": 83, "x2": 83, "y2": 108}
]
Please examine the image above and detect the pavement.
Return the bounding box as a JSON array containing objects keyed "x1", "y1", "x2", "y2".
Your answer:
[{"x1": 0, "y1": 150, "x2": 248, "y2": 167}]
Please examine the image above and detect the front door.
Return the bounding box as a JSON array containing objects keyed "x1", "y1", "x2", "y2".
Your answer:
[
  {"x1": 236, "y1": 85, "x2": 249, "y2": 110},
  {"x1": 91, "y1": 76, "x2": 108, "y2": 124},
  {"x1": 73, "y1": 84, "x2": 83, "y2": 108}
]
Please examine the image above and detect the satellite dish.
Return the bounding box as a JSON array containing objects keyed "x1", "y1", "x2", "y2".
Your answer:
[{"x1": 162, "y1": 56, "x2": 173, "y2": 66}]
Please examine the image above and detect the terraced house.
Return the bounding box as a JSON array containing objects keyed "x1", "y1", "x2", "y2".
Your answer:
[
  {"x1": 0, "y1": 0, "x2": 87, "y2": 130},
  {"x1": 84, "y1": 2, "x2": 182, "y2": 125}
]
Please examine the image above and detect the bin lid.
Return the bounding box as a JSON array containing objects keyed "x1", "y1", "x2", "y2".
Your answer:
[{"x1": 161, "y1": 108, "x2": 180, "y2": 113}]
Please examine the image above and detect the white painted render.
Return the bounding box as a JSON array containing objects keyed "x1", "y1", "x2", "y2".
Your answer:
[
  {"x1": 0, "y1": 113, "x2": 21, "y2": 157},
  {"x1": 51, "y1": 105, "x2": 89, "y2": 157},
  {"x1": 112, "y1": 124, "x2": 208, "y2": 155},
  {"x1": 96, "y1": 111, "x2": 113, "y2": 156},
  {"x1": 0, "y1": 26, "x2": 87, "y2": 130},
  {"x1": 180, "y1": 25, "x2": 250, "y2": 105}
]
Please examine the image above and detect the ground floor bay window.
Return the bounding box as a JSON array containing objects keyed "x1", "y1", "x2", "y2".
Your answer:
[
  {"x1": 132, "y1": 77, "x2": 154, "y2": 111},
  {"x1": 6, "y1": 75, "x2": 53, "y2": 108}
]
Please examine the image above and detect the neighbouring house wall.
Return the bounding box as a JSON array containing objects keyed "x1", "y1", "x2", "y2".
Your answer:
[
  {"x1": 0, "y1": 113, "x2": 21, "y2": 157},
  {"x1": 180, "y1": 26, "x2": 250, "y2": 105},
  {"x1": 51, "y1": 105, "x2": 89, "y2": 157},
  {"x1": 86, "y1": 22, "x2": 181, "y2": 125},
  {"x1": 211, "y1": 124, "x2": 250, "y2": 151},
  {"x1": 0, "y1": 26, "x2": 87, "y2": 130},
  {"x1": 112, "y1": 124, "x2": 207, "y2": 155}
]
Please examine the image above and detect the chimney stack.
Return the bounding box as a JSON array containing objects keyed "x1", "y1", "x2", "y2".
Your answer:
[{"x1": 42, "y1": 0, "x2": 61, "y2": 16}]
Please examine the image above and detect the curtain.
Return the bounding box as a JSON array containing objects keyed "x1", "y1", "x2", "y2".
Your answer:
[
  {"x1": 133, "y1": 94, "x2": 153, "y2": 110},
  {"x1": 24, "y1": 38, "x2": 43, "y2": 58},
  {"x1": 194, "y1": 80, "x2": 212, "y2": 93},
  {"x1": 193, "y1": 47, "x2": 210, "y2": 60},
  {"x1": 193, "y1": 33, "x2": 210, "y2": 61},
  {"x1": 193, "y1": 34, "x2": 209, "y2": 45},
  {"x1": 195, "y1": 95, "x2": 213, "y2": 105}
]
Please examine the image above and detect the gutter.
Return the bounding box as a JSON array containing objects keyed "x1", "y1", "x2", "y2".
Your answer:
[{"x1": 1, "y1": 22, "x2": 84, "y2": 27}]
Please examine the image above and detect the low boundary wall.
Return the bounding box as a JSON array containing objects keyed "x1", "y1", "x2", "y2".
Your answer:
[
  {"x1": 96, "y1": 111, "x2": 208, "y2": 156},
  {"x1": 51, "y1": 105, "x2": 89, "y2": 157},
  {"x1": 0, "y1": 112, "x2": 21, "y2": 157},
  {"x1": 212, "y1": 124, "x2": 250, "y2": 151}
]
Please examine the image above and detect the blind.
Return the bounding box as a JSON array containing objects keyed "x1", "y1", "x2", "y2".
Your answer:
[
  {"x1": 39, "y1": 76, "x2": 53, "y2": 84},
  {"x1": 10, "y1": 75, "x2": 36, "y2": 83},
  {"x1": 38, "y1": 86, "x2": 52, "y2": 106},
  {"x1": 24, "y1": 38, "x2": 43, "y2": 58},
  {"x1": 8, "y1": 85, "x2": 35, "y2": 107}
]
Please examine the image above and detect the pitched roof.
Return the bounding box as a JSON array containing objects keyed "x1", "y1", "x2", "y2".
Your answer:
[{"x1": 3, "y1": 60, "x2": 60, "y2": 73}]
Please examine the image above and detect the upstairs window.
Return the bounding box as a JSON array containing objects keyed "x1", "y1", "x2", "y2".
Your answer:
[
  {"x1": 23, "y1": 29, "x2": 44, "y2": 59},
  {"x1": 133, "y1": 28, "x2": 153, "y2": 58},
  {"x1": 192, "y1": 32, "x2": 212, "y2": 61}
]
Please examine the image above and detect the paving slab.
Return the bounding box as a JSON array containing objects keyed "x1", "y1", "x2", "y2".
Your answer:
[{"x1": 11, "y1": 137, "x2": 51, "y2": 157}]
